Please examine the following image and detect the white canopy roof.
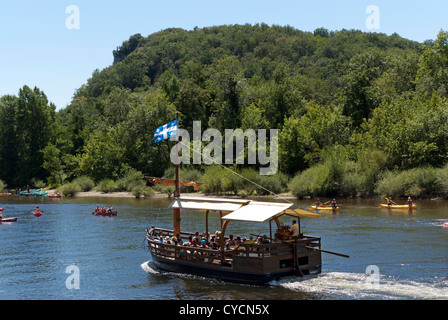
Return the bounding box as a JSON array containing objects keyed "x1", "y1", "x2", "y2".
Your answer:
[
  {"x1": 221, "y1": 202, "x2": 293, "y2": 222},
  {"x1": 168, "y1": 197, "x2": 318, "y2": 221},
  {"x1": 169, "y1": 196, "x2": 250, "y2": 213}
]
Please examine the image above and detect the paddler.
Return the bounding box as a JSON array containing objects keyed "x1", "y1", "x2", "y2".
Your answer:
[
  {"x1": 330, "y1": 199, "x2": 338, "y2": 209},
  {"x1": 34, "y1": 206, "x2": 41, "y2": 214},
  {"x1": 407, "y1": 197, "x2": 413, "y2": 209},
  {"x1": 315, "y1": 198, "x2": 322, "y2": 208},
  {"x1": 387, "y1": 197, "x2": 397, "y2": 206}
]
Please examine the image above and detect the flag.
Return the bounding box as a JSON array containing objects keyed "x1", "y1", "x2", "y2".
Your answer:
[{"x1": 154, "y1": 119, "x2": 178, "y2": 143}]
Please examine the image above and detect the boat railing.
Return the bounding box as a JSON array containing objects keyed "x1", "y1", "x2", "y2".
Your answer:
[{"x1": 146, "y1": 228, "x2": 321, "y2": 265}]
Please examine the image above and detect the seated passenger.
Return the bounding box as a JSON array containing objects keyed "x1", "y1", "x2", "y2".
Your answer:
[
  {"x1": 261, "y1": 235, "x2": 270, "y2": 244},
  {"x1": 289, "y1": 220, "x2": 300, "y2": 237}
]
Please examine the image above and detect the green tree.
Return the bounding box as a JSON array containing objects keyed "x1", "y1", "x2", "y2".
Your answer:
[
  {"x1": 11, "y1": 86, "x2": 55, "y2": 186},
  {"x1": 0, "y1": 95, "x2": 18, "y2": 185},
  {"x1": 416, "y1": 30, "x2": 448, "y2": 97}
]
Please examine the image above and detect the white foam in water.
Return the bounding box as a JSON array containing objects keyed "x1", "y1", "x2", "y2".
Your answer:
[
  {"x1": 275, "y1": 272, "x2": 448, "y2": 300},
  {"x1": 140, "y1": 261, "x2": 160, "y2": 274}
]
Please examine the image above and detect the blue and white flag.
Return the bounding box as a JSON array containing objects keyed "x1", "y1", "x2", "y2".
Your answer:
[{"x1": 154, "y1": 119, "x2": 178, "y2": 143}]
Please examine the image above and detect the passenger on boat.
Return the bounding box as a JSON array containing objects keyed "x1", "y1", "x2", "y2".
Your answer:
[
  {"x1": 200, "y1": 239, "x2": 208, "y2": 249},
  {"x1": 315, "y1": 198, "x2": 322, "y2": 208},
  {"x1": 290, "y1": 220, "x2": 300, "y2": 237},
  {"x1": 94, "y1": 206, "x2": 100, "y2": 213},
  {"x1": 261, "y1": 235, "x2": 270, "y2": 244},
  {"x1": 176, "y1": 233, "x2": 183, "y2": 246},
  {"x1": 226, "y1": 234, "x2": 235, "y2": 246},
  {"x1": 107, "y1": 205, "x2": 113, "y2": 213},
  {"x1": 235, "y1": 235, "x2": 242, "y2": 246},
  {"x1": 246, "y1": 235, "x2": 255, "y2": 244}
]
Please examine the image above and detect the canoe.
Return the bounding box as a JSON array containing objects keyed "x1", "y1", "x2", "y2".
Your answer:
[
  {"x1": 92, "y1": 211, "x2": 117, "y2": 216},
  {"x1": 309, "y1": 205, "x2": 339, "y2": 212},
  {"x1": 47, "y1": 194, "x2": 61, "y2": 198},
  {"x1": 33, "y1": 211, "x2": 43, "y2": 217},
  {"x1": 0, "y1": 217, "x2": 17, "y2": 223},
  {"x1": 380, "y1": 204, "x2": 417, "y2": 210}
]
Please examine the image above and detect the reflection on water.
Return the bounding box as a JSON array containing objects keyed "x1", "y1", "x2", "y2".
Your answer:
[{"x1": 0, "y1": 196, "x2": 447, "y2": 299}]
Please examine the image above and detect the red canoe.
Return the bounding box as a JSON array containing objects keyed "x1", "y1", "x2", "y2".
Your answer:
[
  {"x1": 33, "y1": 211, "x2": 43, "y2": 217},
  {"x1": 0, "y1": 217, "x2": 17, "y2": 223},
  {"x1": 92, "y1": 211, "x2": 117, "y2": 216}
]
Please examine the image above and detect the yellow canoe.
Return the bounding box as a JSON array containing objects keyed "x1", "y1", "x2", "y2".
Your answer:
[
  {"x1": 309, "y1": 205, "x2": 339, "y2": 212},
  {"x1": 380, "y1": 204, "x2": 417, "y2": 210}
]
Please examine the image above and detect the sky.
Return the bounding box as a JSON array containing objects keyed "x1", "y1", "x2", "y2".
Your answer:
[{"x1": 1, "y1": 0, "x2": 447, "y2": 110}]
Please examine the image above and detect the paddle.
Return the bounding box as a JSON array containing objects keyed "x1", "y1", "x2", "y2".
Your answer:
[{"x1": 263, "y1": 235, "x2": 350, "y2": 259}]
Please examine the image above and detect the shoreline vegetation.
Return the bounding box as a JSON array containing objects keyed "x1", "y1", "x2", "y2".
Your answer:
[
  {"x1": 4, "y1": 162, "x2": 448, "y2": 200},
  {"x1": 2, "y1": 25, "x2": 448, "y2": 200}
]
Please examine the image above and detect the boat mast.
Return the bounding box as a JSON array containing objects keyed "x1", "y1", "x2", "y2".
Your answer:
[{"x1": 173, "y1": 112, "x2": 181, "y2": 236}]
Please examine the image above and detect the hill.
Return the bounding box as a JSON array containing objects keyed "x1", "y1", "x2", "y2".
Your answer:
[{"x1": 2, "y1": 24, "x2": 448, "y2": 198}]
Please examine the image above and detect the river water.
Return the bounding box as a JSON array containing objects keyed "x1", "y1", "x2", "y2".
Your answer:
[{"x1": 0, "y1": 196, "x2": 447, "y2": 300}]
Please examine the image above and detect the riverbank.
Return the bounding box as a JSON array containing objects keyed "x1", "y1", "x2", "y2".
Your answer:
[{"x1": 45, "y1": 189, "x2": 298, "y2": 200}]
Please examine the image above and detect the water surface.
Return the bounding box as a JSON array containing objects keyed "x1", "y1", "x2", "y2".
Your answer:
[{"x1": 0, "y1": 196, "x2": 447, "y2": 300}]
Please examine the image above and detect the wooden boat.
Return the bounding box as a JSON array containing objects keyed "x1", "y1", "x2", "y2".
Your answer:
[
  {"x1": 145, "y1": 197, "x2": 336, "y2": 284},
  {"x1": 92, "y1": 211, "x2": 117, "y2": 216},
  {"x1": 0, "y1": 217, "x2": 17, "y2": 223},
  {"x1": 380, "y1": 204, "x2": 417, "y2": 210},
  {"x1": 309, "y1": 205, "x2": 339, "y2": 212}
]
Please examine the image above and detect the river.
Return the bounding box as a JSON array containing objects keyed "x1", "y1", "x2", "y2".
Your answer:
[{"x1": 0, "y1": 196, "x2": 447, "y2": 300}]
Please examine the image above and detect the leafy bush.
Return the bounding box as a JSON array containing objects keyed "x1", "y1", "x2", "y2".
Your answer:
[
  {"x1": 73, "y1": 176, "x2": 95, "y2": 191},
  {"x1": 0, "y1": 179, "x2": 7, "y2": 191},
  {"x1": 201, "y1": 166, "x2": 225, "y2": 194},
  {"x1": 95, "y1": 179, "x2": 118, "y2": 193},
  {"x1": 131, "y1": 184, "x2": 155, "y2": 198},
  {"x1": 31, "y1": 178, "x2": 46, "y2": 189},
  {"x1": 59, "y1": 182, "x2": 81, "y2": 196},
  {"x1": 375, "y1": 167, "x2": 445, "y2": 198},
  {"x1": 116, "y1": 165, "x2": 145, "y2": 191}
]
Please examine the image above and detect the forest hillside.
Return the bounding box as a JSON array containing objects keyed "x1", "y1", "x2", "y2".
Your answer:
[{"x1": 1, "y1": 24, "x2": 448, "y2": 198}]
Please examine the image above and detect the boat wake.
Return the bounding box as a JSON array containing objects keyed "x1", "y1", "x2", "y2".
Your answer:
[
  {"x1": 140, "y1": 261, "x2": 160, "y2": 274},
  {"x1": 273, "y1": 272, "x2": 448, "y2": 300}
]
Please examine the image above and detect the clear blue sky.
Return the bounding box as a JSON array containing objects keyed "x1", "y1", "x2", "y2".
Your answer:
[{"x1": 1, "y1": 0, "x2": 447, "y2": 110}]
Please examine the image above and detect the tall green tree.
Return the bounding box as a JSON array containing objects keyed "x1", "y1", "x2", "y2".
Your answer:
[
  {"x1": 14, "y1": 86, "x2": 56, "y2": 185},
  {"x1": 0, "y1": 95, "x2": 18, "y2": 185},
  {"x1": 416, "y1": 30, "x2": 448, "y2": 97}
]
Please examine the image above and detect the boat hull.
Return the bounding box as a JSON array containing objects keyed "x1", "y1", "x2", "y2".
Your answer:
[
  {"x1": 0, "y1": 217, "x2": 17, "y2": 223},
  {"x1": 310, "y1": 205, "x2": 339, "y2": 212},
  {"x1": 92, "y1": 211, "x2": 117, "y2": 216},
  {"x1": 150, "y1": 254, "x2": 284, "y2": 284},
  {"x1": 380, "y1": 204, "x2": 417, "y2": 210}
]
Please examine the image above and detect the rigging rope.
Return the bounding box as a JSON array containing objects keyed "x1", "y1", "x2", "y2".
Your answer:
[{"x1": 175, "y1": 140, "x2": 293, "y2": 204}]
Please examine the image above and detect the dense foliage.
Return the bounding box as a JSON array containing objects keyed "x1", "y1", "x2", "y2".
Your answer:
[{"x1": 1, "y1": 24, "x2": 448, "y2": 198}]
